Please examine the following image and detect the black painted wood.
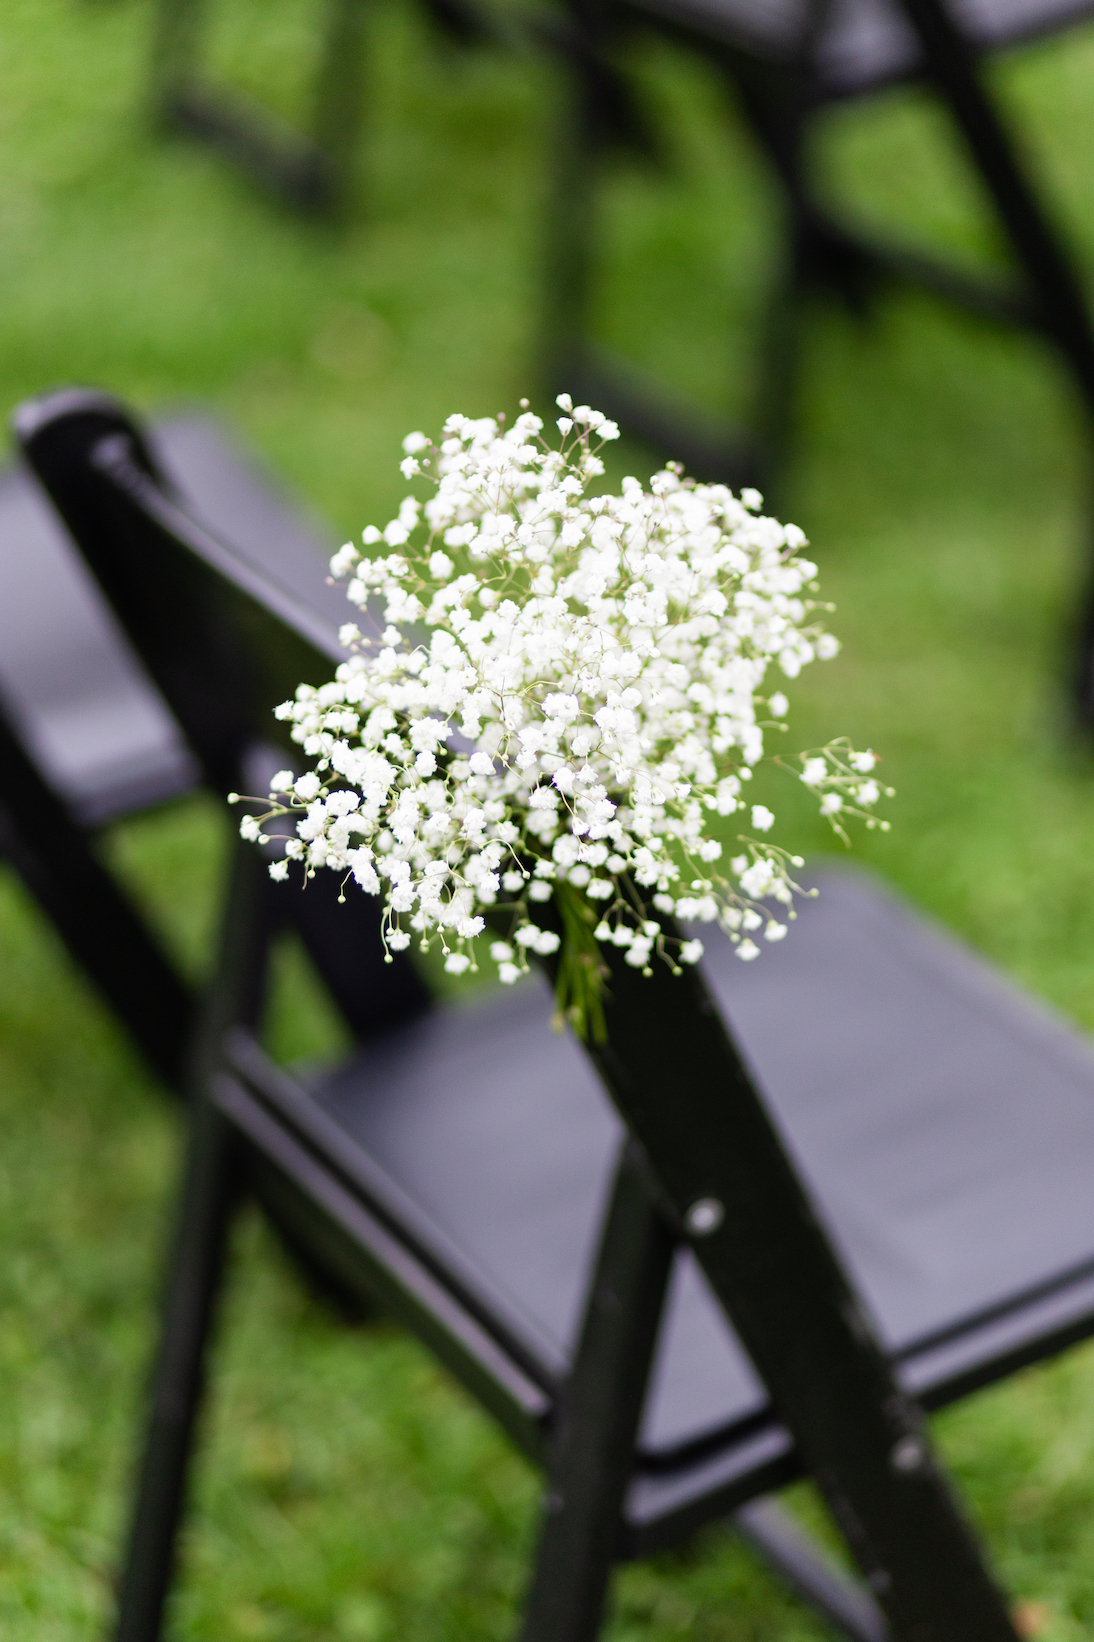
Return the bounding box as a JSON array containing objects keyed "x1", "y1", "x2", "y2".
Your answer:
[
  {"x1": 0, "y1": 404, "x2": 431, "y2": 1073},
  {"x1": 518, "y1": 1142, "x2": 676, "y2": 1642},
  {"x1": 14, "y1": 390, "x2": 429, "y2": 1041},
  {"x1": 22, "y1": 387, "x2": 1094, "y2": 1639},
  {"x1": 115, "y1": 837, "x2": 273, "y2": 1642},
  {"x1": 578, "y1": 926, "x2": 1019, "y2": 1641}
]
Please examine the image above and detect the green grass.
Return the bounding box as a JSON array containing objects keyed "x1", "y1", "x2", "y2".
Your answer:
[{"x1": 6, "y1": 0, "x2": 1094, "y2": 1635}]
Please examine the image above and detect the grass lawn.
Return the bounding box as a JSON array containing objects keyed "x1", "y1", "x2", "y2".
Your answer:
[{"x1": 6, "y1": 0, "x2": 1094, "y2": 1636}]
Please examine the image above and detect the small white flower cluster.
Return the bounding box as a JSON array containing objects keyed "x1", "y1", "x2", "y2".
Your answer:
[{"x1": 249, "y1": 399, "x2": 889, "y2": 983}]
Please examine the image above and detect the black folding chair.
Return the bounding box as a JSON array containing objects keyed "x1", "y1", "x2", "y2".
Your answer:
[
  {"x1": 19, "y1": 386, "x2": 1094, "y2": 1642},
  {"x1": 150, "y1": 0, "x2": 489, "y2": 215},
  {"x1": 545, "y1": 0, "x2": 1094, "y2": 706}
]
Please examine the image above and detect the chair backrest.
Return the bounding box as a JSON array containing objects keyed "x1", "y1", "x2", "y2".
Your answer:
[
  {"x1": 0, "y1": 456, "x2": 200, "y2": 827},
  {"x1": 17, "y1": 386, "x2": 1026, "y2": 1642},
  {"x1": 15, "y1": 387, "x2": 427, "y2": 1041},
  {"x1": 14, "y1": 389, "x2": 363, "y2": 793}
]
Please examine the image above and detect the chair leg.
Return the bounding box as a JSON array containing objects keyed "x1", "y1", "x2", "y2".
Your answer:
[
  {"x1": 748, "y1": 204, "x2": 879, "y2": 501},
  {"x1": 115, "y1": 1099, "x2": 244, "y2": 1642},
  {"x1": 541, "y1": 4, "x2": 660, "y2": 382},
  {"x1": 518, "y1": 1142, "x2": 675, "y2": 1642},
  {"x1": 149, "y1": 0, "x2": 350, "y2": 213},
  {"x1": 719, "y1": 56, "x2": 830, "y2": 494},
  {"x1": 115, "y1": 831, "x2": 274, "y2": 1641},
  {"x1": 522, "y1": 1134, "x2": 891, "y2": 1642},
  {"x1": 541, "y1": 81, "x2": 765, "y2": 483}
]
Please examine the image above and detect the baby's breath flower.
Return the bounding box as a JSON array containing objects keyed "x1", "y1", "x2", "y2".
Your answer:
[{"x1": 251, "y1": 400, "x2": 889, "y2": 999}]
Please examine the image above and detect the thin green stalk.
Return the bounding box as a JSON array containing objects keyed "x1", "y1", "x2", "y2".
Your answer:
[{"x1": 551, "y1": 880, "x2": 610, "y2": 1044}]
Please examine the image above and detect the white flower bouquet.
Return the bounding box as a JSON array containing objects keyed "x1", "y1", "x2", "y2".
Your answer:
[{"x1": 240, "y1": 398, "x2": 889, "y2": 1039}]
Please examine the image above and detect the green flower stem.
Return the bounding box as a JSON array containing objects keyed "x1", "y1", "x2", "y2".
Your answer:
[{"x1": 550, "y1": 880, "x2": 609, "y2": 1045}]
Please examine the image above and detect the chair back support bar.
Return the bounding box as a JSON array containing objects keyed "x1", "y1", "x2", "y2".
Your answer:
[
  {"x1": 16, "y1": 389, "x2": 342, "y2": 794},
  {"x1": 15, "y1": 388, "x2": 428, "y2": 1042}
]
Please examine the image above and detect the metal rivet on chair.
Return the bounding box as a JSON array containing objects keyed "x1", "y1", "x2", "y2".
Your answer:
[
  {"x1": 890, "y1": 1435, "x2": 926, "y2": 1473},
  {"x1": 685, "y1": 1197, "x2": 724, "y2": 1236}
]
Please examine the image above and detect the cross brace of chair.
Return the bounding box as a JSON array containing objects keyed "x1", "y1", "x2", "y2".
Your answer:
[
  {"x1": 516, "y1": 1137, "x2": 891, "y2": 1642},
  {"x1": 541, "y1": 923, "x2": 1021, "y2": 1642}
]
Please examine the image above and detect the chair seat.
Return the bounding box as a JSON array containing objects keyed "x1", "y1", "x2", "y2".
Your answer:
[
  {"x1": 295, "y1": 866, "x2": 1094, "y2": 1541},
  {"x1": 621, "y1": 0, "x2": 1094, "y2": 98},
  {"x1": 0, "y1": 415, "x2": 348, "y2": 825}
]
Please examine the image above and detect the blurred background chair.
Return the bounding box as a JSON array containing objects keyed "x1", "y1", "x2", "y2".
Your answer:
[
  {"x1": 150, "y1": 0, "x2": 491, "y2": 214},
  {"x1": 21, "y1": 387, "x2": 1094, "y2": 1642},
  {"x1": 544, "y1": 0, "x2": 1094, "y2": 714}
]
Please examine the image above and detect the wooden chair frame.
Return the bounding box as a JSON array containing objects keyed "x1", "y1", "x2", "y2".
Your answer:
[{"x1": 16, "y1": 386, "x2": 1043, "y2": 1642}]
